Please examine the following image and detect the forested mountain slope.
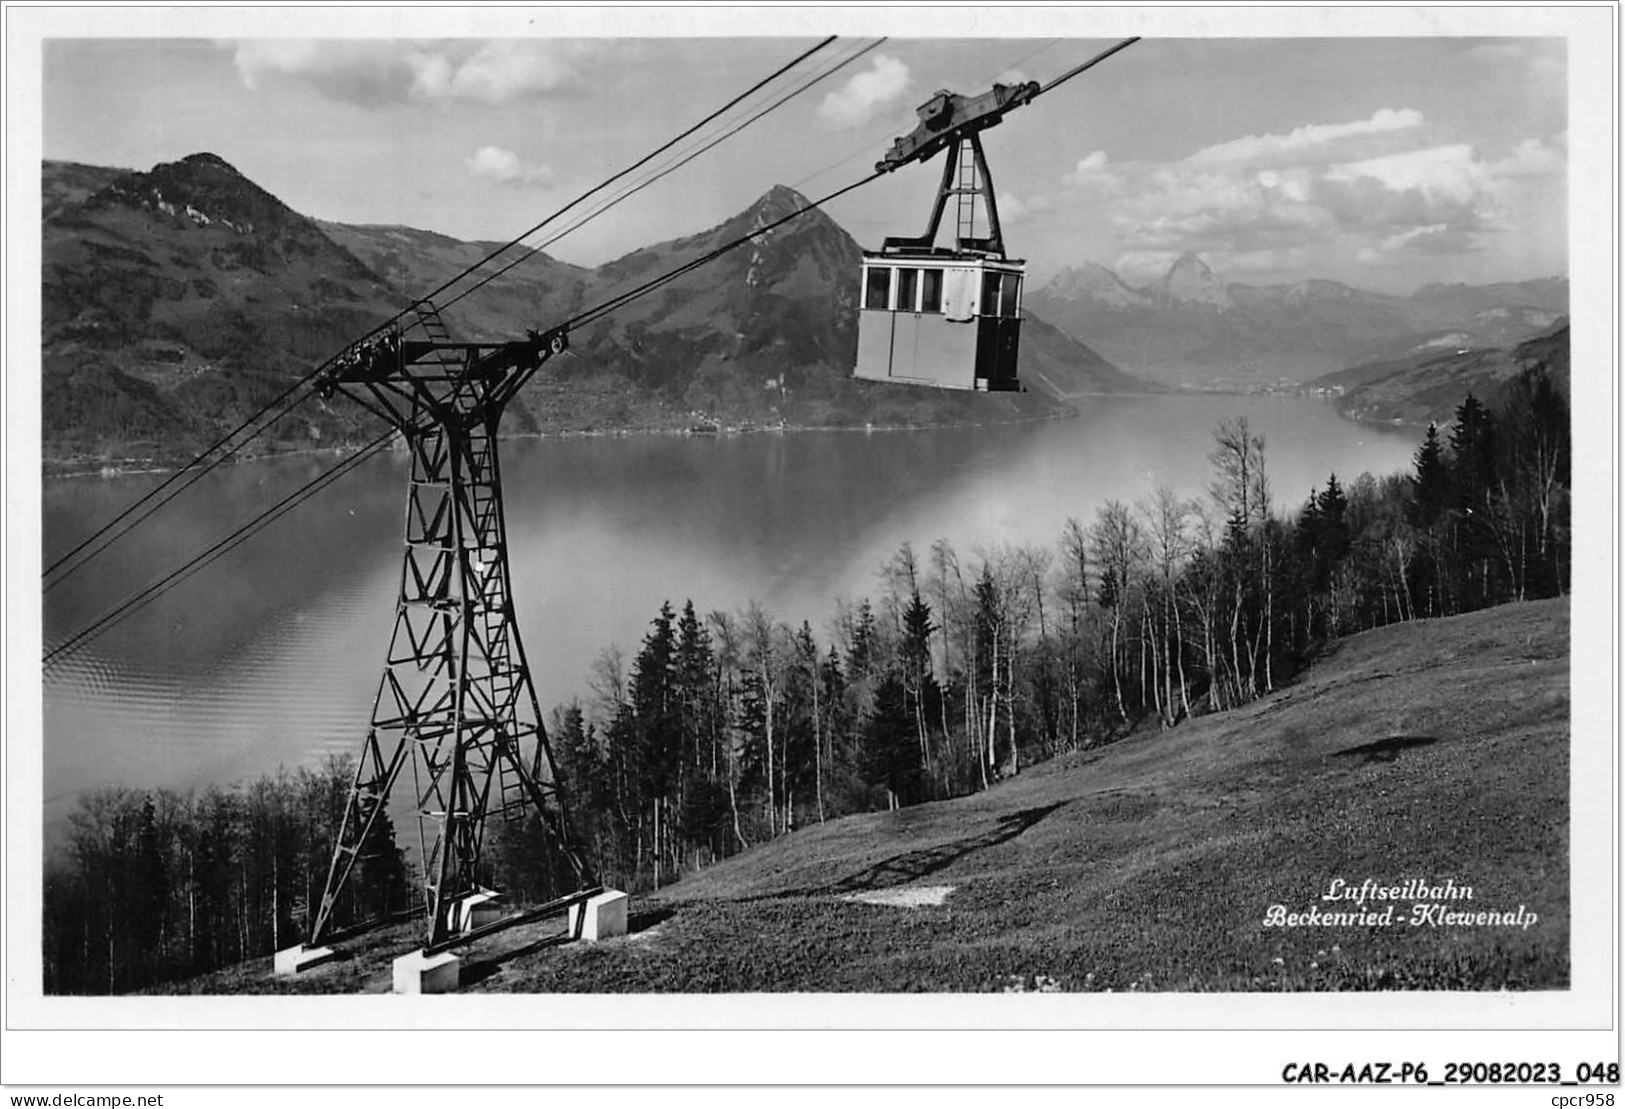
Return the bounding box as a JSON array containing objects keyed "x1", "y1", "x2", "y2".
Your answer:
[
  {"x1": 44, "y1": 158, "x2": 1141, "y2": 468},
  {"x1": 1309, "y1": 319, "x2": 1569, "y2": 427}
]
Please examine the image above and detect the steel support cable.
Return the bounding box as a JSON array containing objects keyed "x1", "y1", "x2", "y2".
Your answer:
[
  {"x1": 791, "y1": 36, "x2": 1137, "y2": 196},
  {"x1": 437, "y1": 38, "x2": 889, "y2": 317},
  {"x1": 42, "y1": 36, "x2": 840, "y2": 590},
  {"x1": 404, "y1": 34, "x2": 838, "y2": 314},
  {"x1": 790, "y1": 38, "x2": 1062, "y2": 193},
  {"x1": 43, "y1": 430, "x2": 398, "y2": 669},
  {"x1": 1035, "y1": 36, "x2": 1140, "y2": 97},
  {"x1": 48, "y1": 39, "x2": 1144, "y2": 663},
  {"x1": 797, "y1": 37, "x2": 1136, "y2": 196},
  {"x1": 569, "y1": 170, "x2": 884, "y2": 332},
  {"x1": 532, "y1": 44, "x2": 1146, "y2": 401},
  {"x1": 43, "y1": 373, "x2": 329, "y2": 589}
]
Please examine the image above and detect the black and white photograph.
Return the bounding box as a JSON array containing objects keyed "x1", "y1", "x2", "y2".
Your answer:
[{"x1": 3, "y1": 3, "x2": 1617, "y2": 1094}]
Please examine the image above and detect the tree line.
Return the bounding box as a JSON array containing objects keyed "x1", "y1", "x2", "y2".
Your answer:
[
  {"x1": 43, "y1": 759, "x2": 412, "y2": 994},
  {"x1": 550, "y1": 363, "x2": 1569, "y2": 891},
  {"x1": 44, "y1": 360, "x2": 1568, "y2": 992}
]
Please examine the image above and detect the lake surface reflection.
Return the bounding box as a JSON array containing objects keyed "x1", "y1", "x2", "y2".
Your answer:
[{"x1": 42, "y1": 395, "x2": 1419, "y2": 840}]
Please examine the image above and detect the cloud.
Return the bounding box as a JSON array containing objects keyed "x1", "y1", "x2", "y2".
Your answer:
[
  {"x1": 230, "y1": 41, "x2": 408, "y2": 105},
  {"x1": 1188, "y1": 108, "x2": 1425, "y2": 168},
  {"x1": 1016, "y1": 110, "x2": 1566, "y2": 278},
  {"x1": 816, "y1": 54, "x2": 910, "y2": 129},
  {"x1": 1316, "y1": 145, "x2": 1513, "y2": 240},
  {"x1": 228, "y1": 39, "x2": 598, "y2": 106},
  {"x1": 1326, "y1": 143, "x2": 1485, "y2": 203},
  {"x1": 1490, "y1": 134, "x2": 1566, "y2": 178},
  {"x1": 465, "y1": 146, "x2": 553, "y2": 186},
  {"x1": 413, "y1": 40, "x2": 587, "y2": 104},
  {"x1": 1067, "y1": 150, "x2": 1110, "y2": 183},
  {"x1": 1357, "y1": 224, "x2": 1483, "y2": 261}
]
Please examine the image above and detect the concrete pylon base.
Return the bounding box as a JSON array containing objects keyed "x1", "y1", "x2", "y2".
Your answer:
[
  {"x1": 392, "y1": 949, "x2": 461, "y2": 994},
  {"x1": 451, "y1": 889, "x2": 504, "y2": 934},
  {"x1": 273, "y1": 943, "x2": 336, "y2": 977},
  {"x1": 568, "y1": 889, "x2": 629, "y2": 942}
]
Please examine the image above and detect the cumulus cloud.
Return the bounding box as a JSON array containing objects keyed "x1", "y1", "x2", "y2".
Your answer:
[
  {"x1": 1188, "y1": 108, "x2": 1425, "y2": 168},
  {"x1": 1490, "y1": 134, "x2": 1566, "y2": 178},
  {"x1": 414, "y1": 40, "x2": 586, "y2": 103},
  {"x1": 1357, "y1": 224, "x2": 1483, "y2": 261},
  {"x1": 1067, "y1": 150, "x2": 1110, "y2": 183},
  {"x1": 1326, "y1": 144, "x2": 1486, "y2": 203},
  {"x1": 816, "y1": 54, "x2": 910, "y2": 129},
  {"x1": 1015, "y1": 109, "x2": 1566, "y2": 277},
  {"x1": 228, "y1": 39, "x2": 598, "y2": 106},
  {"x1": 465, "y1": 146, "x2": 553, "y2": 186},
  {"x1": 230, "y1": 41, "x2": 408, "y2": 105}
]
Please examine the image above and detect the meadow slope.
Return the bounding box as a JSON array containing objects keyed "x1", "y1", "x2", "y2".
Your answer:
[{"x1": 168, "y1": 598, "x2": 1569, "y2": 994}]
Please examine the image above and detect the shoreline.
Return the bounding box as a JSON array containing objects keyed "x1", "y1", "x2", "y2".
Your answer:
[{"x1": 44, "y1": 392, "x2": 1168, "y2": 481}]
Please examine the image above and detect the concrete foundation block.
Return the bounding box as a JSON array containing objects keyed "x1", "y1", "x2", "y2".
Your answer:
[
  {"x1": 469, "y1": 897, "x2": 505, "y2": 930},
  {"x1": 273, "y1": 943, "x2": 336, "y2": 977},
  {"x1": 451, "y1": 889, "x2": 504, "y2": 934},
  {"x1": 392, "y1": 949, "x2": 461, "y2": 994},
  {"x1": 568, "y1": 889, "x2": 629, "y2": 942}
]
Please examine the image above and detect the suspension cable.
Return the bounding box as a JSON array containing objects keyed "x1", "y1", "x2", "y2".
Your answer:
[
  {"x1": 791, "y1": 38, "x2": 1062, "y2": 193},
  {"x1": 43, "y1": 35, "x2": 840, "y2": 590},
  {"x1": 412, "y1": 35, "x2": 839, "y2": 316},
  {"x1": 45, "y1": 164, "x2": 890, "y2": 667},
  {"x1": 43, "y1": 429, "x2": 398, "y2": 670},
  {"x1": 570, "y1": 171, "x2": 882, "y2": 331},
  {"x1": 438, "y1": 38, "x2": 887, "y2": 317},
  {"x1": 44, "y1": 374, "x2": 326, "y2": 588},
  {"x1": 47, "y1": 38, "x2": 1147, "y2": 664},
  {"x1": 1036, "y1": 36, "x2": 1140, "y2": 97}
]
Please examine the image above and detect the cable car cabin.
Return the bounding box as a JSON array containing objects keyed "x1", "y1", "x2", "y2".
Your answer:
[
  {"x1": 852, "y1": 80, "x2": 1041, "y2": 393},
  {"x1": 854, "y1": 253, "x2": 1024, "y2": 391}
]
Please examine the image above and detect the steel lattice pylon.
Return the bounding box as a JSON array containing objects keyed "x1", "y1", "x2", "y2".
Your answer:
[{"x1": 308, "y1": 306, "x2": 590, "y2": 951}]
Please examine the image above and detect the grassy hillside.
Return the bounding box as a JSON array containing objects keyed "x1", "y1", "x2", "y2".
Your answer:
[{"x1": 161, "y1": 598, "x2": 1567, "y2": 994}]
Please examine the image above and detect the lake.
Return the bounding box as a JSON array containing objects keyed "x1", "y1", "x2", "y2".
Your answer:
[{"x1": 41, "y1": 394, "x2": 1419, "y2": 842}]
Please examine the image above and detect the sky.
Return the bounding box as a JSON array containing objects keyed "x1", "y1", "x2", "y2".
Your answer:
[{"x1": 32, "y1": 9, "x2": 1581, "y2": 294}]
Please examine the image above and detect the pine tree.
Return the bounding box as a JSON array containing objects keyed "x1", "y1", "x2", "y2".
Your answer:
[{"x1": 1409, "y1": 422, "x2": 1450, "y2": 528}]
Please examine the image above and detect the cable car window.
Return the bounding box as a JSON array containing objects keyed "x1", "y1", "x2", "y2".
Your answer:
[
  {"x1": 981, "y1": 272, "x2": 1003, "y2": 317},
  {"x1": 1000, "y1": 273, "x2": 1021, "y2": 317},
  {"x1": 920, "y1": 269, "x2": 943, "y2": 313},
  {"x1": 897, "y1": 268, "x2": 919, "y2": 312},
  {"x1": 864, "y1": 267, "x2": 891, "y2": 310}
]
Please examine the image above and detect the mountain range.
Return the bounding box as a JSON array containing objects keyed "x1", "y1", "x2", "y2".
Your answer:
[
  {"x1": 41, "y1": 154, "x2": 1568, "y2": 469},
  {"x1": 1026, "y1": 253, "x2": 1568, "y2": 389},
  {"x1": 41, "y1": 156, "x2": 1136, "y2": 470}
]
